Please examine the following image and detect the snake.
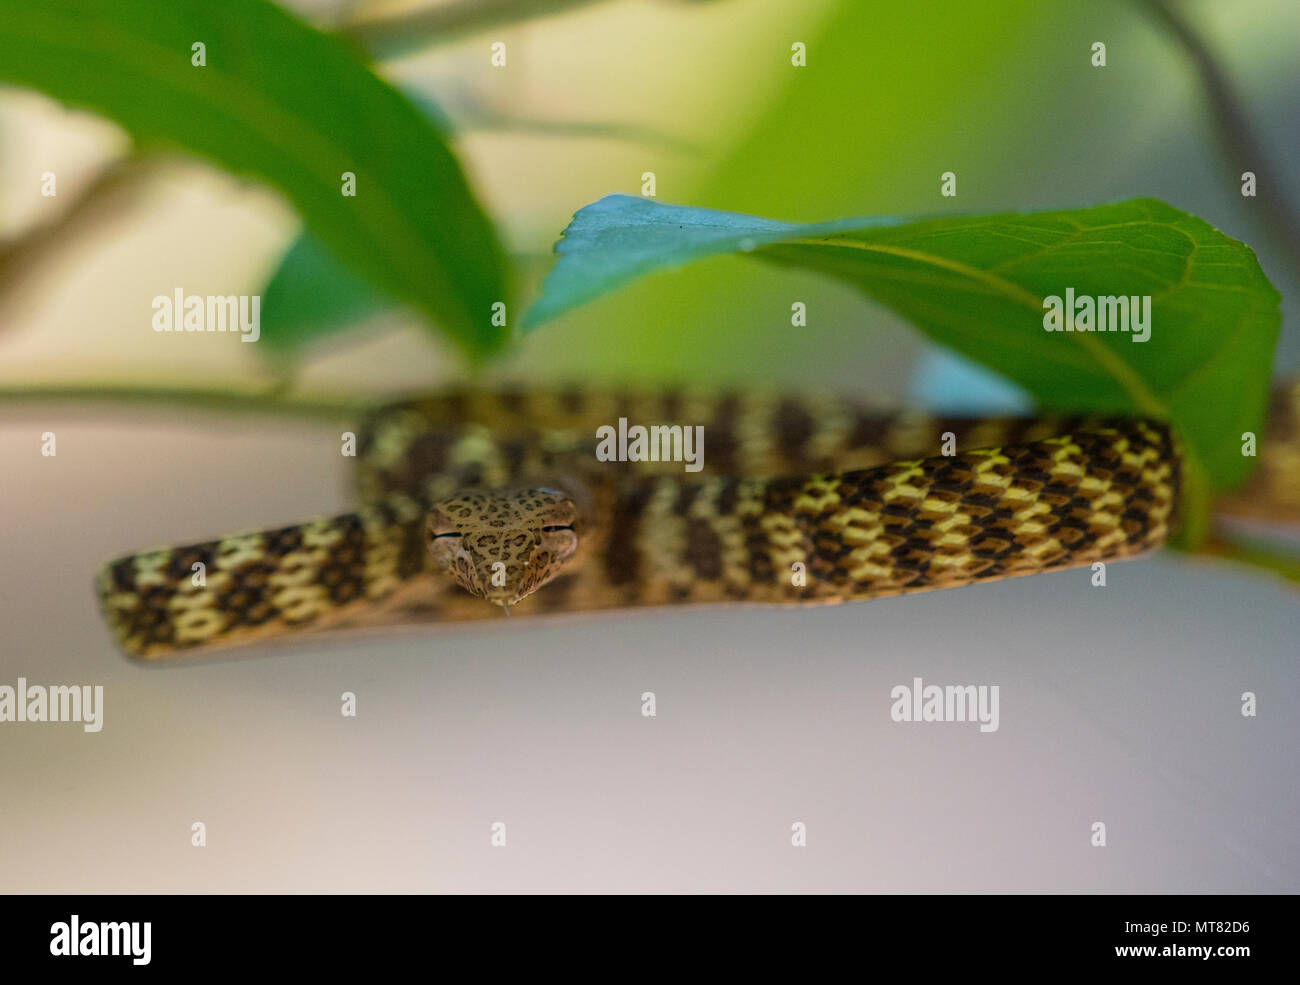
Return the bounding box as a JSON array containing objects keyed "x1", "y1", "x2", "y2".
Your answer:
[{"x1": 95, "y1": 380, "x2": 1300, "y2": 661}]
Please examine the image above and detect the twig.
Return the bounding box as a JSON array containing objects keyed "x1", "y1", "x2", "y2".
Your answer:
[
  {"x1": 4, "y1": 383, "x2": 1298, "y2": 589},
  {"x1": 1135, "y1": 0, "x2": 1300, "y2": 269},
  {"x1": 0, "y1": 383, "x2": 367, "y2": 422},
  {"x1": 1198, "y1": 533, "x2": 1300, "y2": 587},
  {"x1": 0, "y1": 154, "x2": 160, "y2": 303},
  {"x1": 344, "y1": 0, "x2": 608, "y2": 58}
]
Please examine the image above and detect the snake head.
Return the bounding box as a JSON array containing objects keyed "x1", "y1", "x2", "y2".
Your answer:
[{"x1": 425, "y1": 488, "x2": 579, "y2": 607}]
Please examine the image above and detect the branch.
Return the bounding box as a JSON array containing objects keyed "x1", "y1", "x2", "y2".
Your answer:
[
  {"x1": 4, "y1": 385, "x2": 1298, "y2": 593},
  {"x1": 1135, "y1": 0, "x2": 1300, "y2": 269},
  {"x1": 0, "y1": 154, "x2": 160, "y2": 303},
  {"x1": 0, "y1": 383, "x2": 366, "y2": 422},
  {"x1": 1197, "y1": 533, "x2": 1300, "y2": 588},
  {"x1": 343, "y1": 0, "x2": 607, "y2": 59}
]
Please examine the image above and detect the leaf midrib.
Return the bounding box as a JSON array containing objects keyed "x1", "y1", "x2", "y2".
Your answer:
[{"x1": 787, "y1": 236, "x2": 1168, "y2": 420}]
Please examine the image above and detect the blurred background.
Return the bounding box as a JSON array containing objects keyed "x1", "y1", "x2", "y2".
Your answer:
[{"x1": 0, "y1": 0, "x2": 1296, "y2": 892}]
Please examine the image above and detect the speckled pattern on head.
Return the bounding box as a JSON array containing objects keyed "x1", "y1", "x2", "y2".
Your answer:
[
  {"x1": 426, "y1": 487, "x2": 578, "y2": 606},
  {"x1": 89, "y1": 385, "x2": 1249, "y2": 660}
]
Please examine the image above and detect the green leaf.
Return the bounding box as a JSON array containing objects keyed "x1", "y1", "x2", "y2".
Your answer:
[
  {"x1": 0, "y1": 0, "x2": 508, "y2": 359},
  {"x1": 259, "y1": 234, "x2": 395, "y2": 353},
  {"x1": 526, "y1": 195, "x2": 1281, "y2": 542},
  {"x1": 255, "y1": 86, "x2": 695, "y2": 359}
]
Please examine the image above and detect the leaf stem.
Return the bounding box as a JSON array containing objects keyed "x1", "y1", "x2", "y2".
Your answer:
[{"x1": 0, "y1": 383, "x2": 365, "y2": 422}]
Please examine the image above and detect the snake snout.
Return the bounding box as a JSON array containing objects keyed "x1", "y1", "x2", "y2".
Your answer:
[{"x1": 424, "y1": 487, "x2": 581, "y2": 607}]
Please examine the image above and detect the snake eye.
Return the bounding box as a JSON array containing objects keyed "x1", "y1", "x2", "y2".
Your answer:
[
  {"x1": 431, "y1": 531, "x2": 462, "y2": 539},
  {"x1": 541, "y1": 524, "x2": 573, "y2": 533}
]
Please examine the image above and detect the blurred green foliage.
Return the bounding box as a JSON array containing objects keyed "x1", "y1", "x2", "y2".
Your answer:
[{"x1": 0, "y1": 0, "x2": 508, "y2": 358}]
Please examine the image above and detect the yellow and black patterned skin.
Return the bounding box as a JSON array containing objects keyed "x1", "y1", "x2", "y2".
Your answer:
[{"x1": 97, "y1": 388, "x2": 1185, "y2": 660}]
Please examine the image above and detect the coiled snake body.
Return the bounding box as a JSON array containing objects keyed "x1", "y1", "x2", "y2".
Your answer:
[{"x1": 95, "y1": 382, "x2": 1300, "y2": 661}]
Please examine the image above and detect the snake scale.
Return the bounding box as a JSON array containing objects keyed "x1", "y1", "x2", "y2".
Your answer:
[{"x1": 95, "y1": 381, "x2": 1300, "y2": 660}]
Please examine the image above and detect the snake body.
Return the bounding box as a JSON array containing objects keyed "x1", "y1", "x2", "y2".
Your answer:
[{"x1": 96, "y1": 387, "x2": 1199, "y2": 660}]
